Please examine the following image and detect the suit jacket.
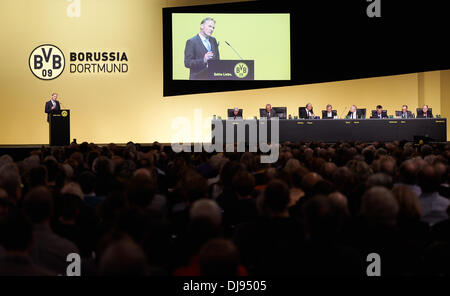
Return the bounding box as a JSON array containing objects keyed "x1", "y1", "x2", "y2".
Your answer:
[
  {"x1": 261, "y1": 109, "x2": 278, "y2": 118},
  {"x1": 228, "y1": 109, "x2": 243, "y2": 119},
  {"x1": 322, "y1": 110, "x2": 337, "y2": 119},
  {"x1": 371, "y1": 112, "x2": 388, "y2": 119},
  {"x1": 45, "y1": 100, "x2": 61, "y2": 122},
  {"x1": 347, "y1": 110, "x2": 362, "y2": 119},
  {"x1": 399, "y1": 111, "x2": 413, "y2": 118},
  {"x1": 299, "y1": 108, "x2": 314, "y2": 119},
  {"x1": 184, "y1": 34, "x2": 220, "y2": 80},
  {"x1": 417, "y1": 110, "x2": 433, "y2": 118}
]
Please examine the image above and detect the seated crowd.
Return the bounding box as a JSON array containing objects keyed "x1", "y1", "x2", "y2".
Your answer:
[{"x1": 0, "y1": 140, "x2": 449, "y2": 276}]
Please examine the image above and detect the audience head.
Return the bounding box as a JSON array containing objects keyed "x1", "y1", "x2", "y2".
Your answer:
[
  {"x1": 78, "y1": 171, "x2": 96, "y2": 195},
  {"x1": 126, "y1": 173, "x2": 157, "y2": 208},
  {"x1": 263, "y1": 179, "x2": 290, "y2": 216},
  {"x1": 366, "y1": 173, "x2": 393, "y2": 189},
  {"x1": 190, "y1": 199, "x2": 222, "y2": 228},
  {"x1": 434, "y1": 162, "x2": 447, "y2": 184},
  {"x1": 61, "y1": 182, "x2": 84, "y2": 200},
  {"x1": 320, "y1": 162, "x2": 337, "y2": 180},
  {"x1": 420, "y1": 144, "x2": 433, "y2": 158},
  {"x1": 28, "y1": 165, "x2": 48, "y2": 188},
  {"x1": 92, "y1": 156, "x2": 113, "y2": 176},
  {"x1": 398, "y1": 160, "x2": 418, "y2": 185},
  {"x1": 220, "y1": 161, "x2": 245, "y2": 189},
  {"x1": 0, "y1": 163, "x2": 22, "y2": 202},
  {"x1": 378, "y1": 156, "x2": 396, "y2": 177},
  {"x1": 392, "y1": 185, "x2": 422, "y2": 220},
  {"x1": 418, "y1": 165, "x2": 440, "y2": 193},
  {"x1": 232, "y1": 171, "x2": 255, "y2": 199},
  {"x1": 23, "y1": 186, "x2": 53, "y2": 224},
  {"x1": 0, "y1": 154, "x2": 13, "y2": 169},
  {"x1": 303, "y1": 194, "x2": 345, "y2": 241},
  {"x1": 332, "y1": 167, "x2": 355, "y2": 196},
  {"x1": 240, "y1": 152, "x2": 256, "y2": 172},
  {"x1": 178, "y1": 169, "x2": 208, "y2": 204},
  {"x1": 328, "y1": 191, "x2": 350, "y2": 217},
  {"x1": 301, "y1": 172, "x2": 323, "y2": 196},
  {"x1": 199, "y1": 238, "x2": 240, "y2": 276},
  {"x1": 98, "y1": 235, "x2": 149, "y2": 276},
  {"x1": 360, "y1": 186, "x2": 399, "y2": 228}
]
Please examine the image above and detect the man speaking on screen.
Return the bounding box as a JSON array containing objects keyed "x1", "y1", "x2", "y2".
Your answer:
[{"x1": 184, "y1": 17, "x2": 220, "y2": 80}]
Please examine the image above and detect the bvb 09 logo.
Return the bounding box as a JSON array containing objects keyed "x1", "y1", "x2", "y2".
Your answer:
[
  {"x1": 234, "y1": 62, "x2": 248, "y2": 79},
  {"x1": 29, "y1": 44, "x2": 65, "y2": 80}
]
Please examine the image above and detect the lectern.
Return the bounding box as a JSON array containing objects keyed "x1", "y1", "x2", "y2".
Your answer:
[
  {"x1": 49, "y1": 109, "x2": 70, "y2": 146},
  {"x1": 208, "y1": 60, "x2": 254, "y2": 80}
]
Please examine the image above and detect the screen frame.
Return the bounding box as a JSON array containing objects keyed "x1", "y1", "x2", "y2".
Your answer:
[{"x1": 162, "y1": 2, "x2": 294, "y2": 97}]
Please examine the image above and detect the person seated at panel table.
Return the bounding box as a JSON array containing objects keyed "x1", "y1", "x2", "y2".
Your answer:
[
  {"x1": 322, "y1": 104, "x2": 337, "y2": 119},
  {"x1": 371, "y1": 105, "x2": 388, "y2": 119},
  {"x1": 261, "y1": 104, "x2": 278, "y2": 119},
  {"x1": 399, "y1": 105, "x2": 414, "y2": 118},
  {"x1": 417, "y1": 105, "x2": 433, "y2": 118},
  {"x1": 299, "y1": 103, "x2": 315, "y2": 119},
  {"x1": 230, "y1": 107, "x2": 242, "y2": 119},
  {"x1": 347, "y1": 105, "x2": 363, "y2": 119}
]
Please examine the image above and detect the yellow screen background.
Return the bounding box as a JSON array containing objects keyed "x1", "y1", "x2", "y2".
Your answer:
[
  {"x1": 0, "y1": 0, "x2": 449, "y2": 145},
  {"x1": 172, "y1": 13, "x2": 291, "y2": 80}
]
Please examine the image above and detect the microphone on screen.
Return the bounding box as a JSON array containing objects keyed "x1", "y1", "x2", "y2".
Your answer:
[{"x1": 225, "y1": 41, "x2": 243, "y2": 60}]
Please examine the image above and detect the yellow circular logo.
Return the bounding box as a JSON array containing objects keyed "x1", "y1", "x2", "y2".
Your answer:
[
  {"x1": 234, "y1": 62, "x2": 249, "y2": 79},
  {"x1": 61, "y1": 110, "x2": 68, "y2": 117},
  {"x1": 29, "y1": 44, "x2": 65, "y2": 80}
]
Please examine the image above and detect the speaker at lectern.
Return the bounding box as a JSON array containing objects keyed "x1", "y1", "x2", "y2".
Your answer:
[{"x1": 49, "y1": 109, "x2": 70, "y2": 146}]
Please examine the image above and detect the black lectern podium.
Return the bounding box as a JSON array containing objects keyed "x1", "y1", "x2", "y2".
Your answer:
[
  {"x1": 208, "y1": 60, "x2": 254, "y2": 80},
  {"x1": 49, "y1": 109, "x2": 70, "y2": 146}
]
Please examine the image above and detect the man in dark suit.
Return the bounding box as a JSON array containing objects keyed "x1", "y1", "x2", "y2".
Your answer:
[
  {"x1": 44, "y1": 93, "x2": 61, "y2": 122},
  {"x1": 322, "y1": 104, "x2": 337, "y2": 119},
  {"x1": 371, "y1": 105, "x2": 388, "y2": 119},
  {"x1": 184, "y1": 17, "x2": 220, "y2": 80},
  {"x1": 399, "y1": 105, "x2": 413, "y2": 118},
  {"x1": 299, "y1": 103, "x2": 315, "y2": 119},
  {"x1": 261, "y1": 104, "x2": 277, "y2": 118},
  {"x1": 229, "y1": 107, "x2": 243, "y2": 119},
  {"x1": 417, "y1": 105, "x2": 433, "y2": 118},
  {"x1": 347, "y1": 105, "x2": 362, "y2": 119}
]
